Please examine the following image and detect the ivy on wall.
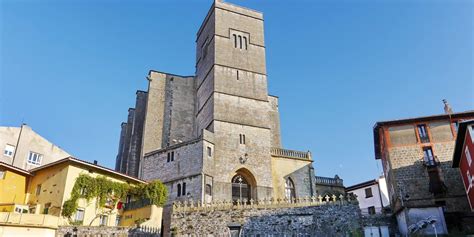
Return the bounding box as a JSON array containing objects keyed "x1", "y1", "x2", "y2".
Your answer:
[{"x1": 61, "y1": 174, "x2": 168, "y2": 219}]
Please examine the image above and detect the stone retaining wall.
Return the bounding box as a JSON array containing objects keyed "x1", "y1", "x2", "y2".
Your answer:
[
  {"x1": 170, "y1": 198, "x2": 365, "y2": 236},
  {"x1": 56, "y1": 226, "x2": 159, "y2": 237}
]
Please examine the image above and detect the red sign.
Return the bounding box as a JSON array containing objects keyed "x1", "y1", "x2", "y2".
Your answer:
[{"x1": 459, "y1": 126, "x2": 474, "y2": 211}]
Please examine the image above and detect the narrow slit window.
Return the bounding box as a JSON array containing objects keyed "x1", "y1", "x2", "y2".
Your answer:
[
  {"x1": 177, "y1": 184, "x2": 181, "y2": 197},
  {"x1": 243, "y1": 36, "x2": 248, "y2": 50},
  {"x1": 233, "y1": 34, "x2": 237, "y2": 48},
  {"x1": 238, "y1": 35, "x2": 242, "y2": 49},
  {"x1": 182, "y1": 182, "x2": 186, "y2": 196}
]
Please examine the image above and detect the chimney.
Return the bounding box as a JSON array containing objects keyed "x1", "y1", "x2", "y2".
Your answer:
[
  {"x1": 93, "y1": 160, "x2": 98, "y2": 165},
  {"x1": 443, "y1": 99, "x2": 453, "y2": 114}
]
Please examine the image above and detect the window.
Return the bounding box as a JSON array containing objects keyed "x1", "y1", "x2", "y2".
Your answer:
[
  {"x1": 368, "y1": 206, "x2": 376, "y2": 215},
  {"x1": 43, "y1": 203, "x2": 51, "y2": 214},
  {"x1": 232, "y1": 32, "x2": 249, "y2": 50},
  {"x1": 205, "y1": 184, "x2": 212, "y2": 196},
  {"x1": 14, "y1": 207, "x2": 22, "y2": 213},
  {"x1": 74, "y1": 209, "x2": 84, "y2": 222},
  {"x1": 27, "y1": 151, "x2": 43, "y2": 166},
  {"x1": 125, "y1": 195, "x2": 131, "y2": 204},
  {"x1": 423, "y1": 147, "x2": 436, "y2": 167},
  {"x1": 466, "y1": 146, "x2": 472, "y2": 167},
  {"x1": 167, "y1": 152, "x2": 174, "y2": 162},
  {"x1": 417, "y1": 124, "x2": 430, "y2": 143},
  {"x1": 285, "y1": 178, "x2": 296, "y2": 202},
  {"x1": 99, "y1": 215, "x2": 108, "y2": 226},
  {"x1": 0, "y1": 170, "x2": 5, "y2": 179},
  {"x1": 115, "y1": 216, "x2": 121, "y2": 226},
  {"x1": 239, "y1": 134, "x2": 246, "y2": 145},
  {"x1": 236, "y1": 70, "x2": 240, "y2": 80},
  {"x1": 207, "y1": 147, "x2": 212, "y2": 157},
  {"x1": 202, "y1": 39, "x2": 210, "y2": 59},
  {"x1": 4, "y1": 144, "x2": 15, "y2": 157},
  {"x1": 182, "y1": 182, "x2": 186, "y2": 196},
  {"x1": 177, "y1": 184, "x2": 182, "y2": 197},
  {"x1": 365, "y1": 187, "x2": 373, "y2": 198},
  {"x1": 36, "y1": 184, "x2": 42, "y2": 196}
]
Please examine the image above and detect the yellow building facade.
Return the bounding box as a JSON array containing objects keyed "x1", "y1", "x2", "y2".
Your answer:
[
  {"x1": 1, "y1": 157, "x2": 163, "y2": 231},
  {"x1": 0, "y1": 162, "x2": 31, "y2": 212}
]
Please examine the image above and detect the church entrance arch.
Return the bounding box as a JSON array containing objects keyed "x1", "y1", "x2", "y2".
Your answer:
[{"x1": 231, "y1": 168, "x2": 256, "y2": 203}]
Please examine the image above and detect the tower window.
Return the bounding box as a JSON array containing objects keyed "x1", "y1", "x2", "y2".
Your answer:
[
  {"x1": 239, "y1": 134, "x2": 246, "y2": 144},
  {"x1": 231, "y1": 31, "x2": 249, "y2": 50},
  {"x1": 167, "y1": 151, "x2": 175, "y2": 162},
  {"x1": 233, "y1": 34, "x2": 237, "y2": 48},
  {"x1": 182, "y1": 182, "x2": 186, "y2": 196},
  {"x1": 207, "y1": 147, "x2": 212, "y2": 157},
  {"x1": 177, "y1": 183, "x2": 181, "y2": 197}
]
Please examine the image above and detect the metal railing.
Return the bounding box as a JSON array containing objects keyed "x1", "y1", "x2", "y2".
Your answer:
[
  {"x1": 270, "y1": 148, "x2": 311, "y2": 160},
  {"x1": 123, "y1": 198, "x2": 152, "y2": 211}
]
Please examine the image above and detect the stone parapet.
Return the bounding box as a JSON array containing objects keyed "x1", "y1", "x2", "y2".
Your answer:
[{"x1": 270, "y1": 147, "x2": 311, "y2": 160}]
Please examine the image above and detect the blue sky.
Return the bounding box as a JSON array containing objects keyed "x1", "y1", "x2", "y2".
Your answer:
[{"x1": 1, "y1": 0, "x2": 472, "y2": 186}]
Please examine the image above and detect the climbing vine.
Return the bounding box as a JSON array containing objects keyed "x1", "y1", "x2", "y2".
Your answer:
[{"x1": 61, "y1": 174, "x2": 168, "y2": 219}]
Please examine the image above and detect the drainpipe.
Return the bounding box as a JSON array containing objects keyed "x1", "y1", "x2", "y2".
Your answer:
[{"x1": 11, "y1": 123, "x2": 25, "y2": 166}]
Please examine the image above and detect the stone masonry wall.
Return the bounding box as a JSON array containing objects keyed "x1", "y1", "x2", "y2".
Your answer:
[
  {"x1": 388, "y1": 142, "x2": 470, "y2": 212},
  {"x1": 170, "y1": 199, "x2": 363, "y2": 236}
]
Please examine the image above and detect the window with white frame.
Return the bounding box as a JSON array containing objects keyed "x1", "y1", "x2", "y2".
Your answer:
[
  {"x1": 75, "y1": 209, "x2": 85, "y2": 222},
  {"x1": 27, "y1": 151, "x2": 43, "y2": 165},
  {"x1": 99, "y1": 215, "x2": 108, "y2": 226},
  {"x1": 4, "y1": 144, "x2": 15, "y2": 157}
]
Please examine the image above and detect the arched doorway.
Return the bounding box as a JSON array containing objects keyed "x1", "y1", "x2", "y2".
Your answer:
[
  {"x1": 231, "y1": 168, "x2": 256, "y2": 203},
  {"x1": 285, "y1": 178, "x2": 296, "y2": 202}
]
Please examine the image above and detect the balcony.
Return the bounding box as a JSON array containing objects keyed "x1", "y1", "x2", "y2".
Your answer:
[
  {"x1": 123, "y1": 198, "x2": 152, "y2": 211},
  {"x1": 0, "y1": 212, "x2": 59, "y2": 229},
  {"x1": 270, "y1": 148, "x2": 311, "y2": 160}
]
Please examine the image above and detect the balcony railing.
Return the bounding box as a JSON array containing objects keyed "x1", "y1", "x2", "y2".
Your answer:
[
  {"x1": 0, "y1": 212, "x2": 59, "y2": 228},
  {"x1": 123, "y1": 198, "x2": 152, "y2": 211},
  {"x1": 270, "y1": 148, "x2": 311, "y2": 160}
]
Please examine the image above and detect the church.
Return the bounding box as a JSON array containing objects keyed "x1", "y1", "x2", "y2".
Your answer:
[{"x1": 115, "y1": 0, "x2": 317, "y2": 204}]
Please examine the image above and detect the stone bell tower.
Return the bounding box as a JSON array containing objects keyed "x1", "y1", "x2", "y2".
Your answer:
[{"x1": 195, "y1": 0, "x2": 276, "y2": 201}]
